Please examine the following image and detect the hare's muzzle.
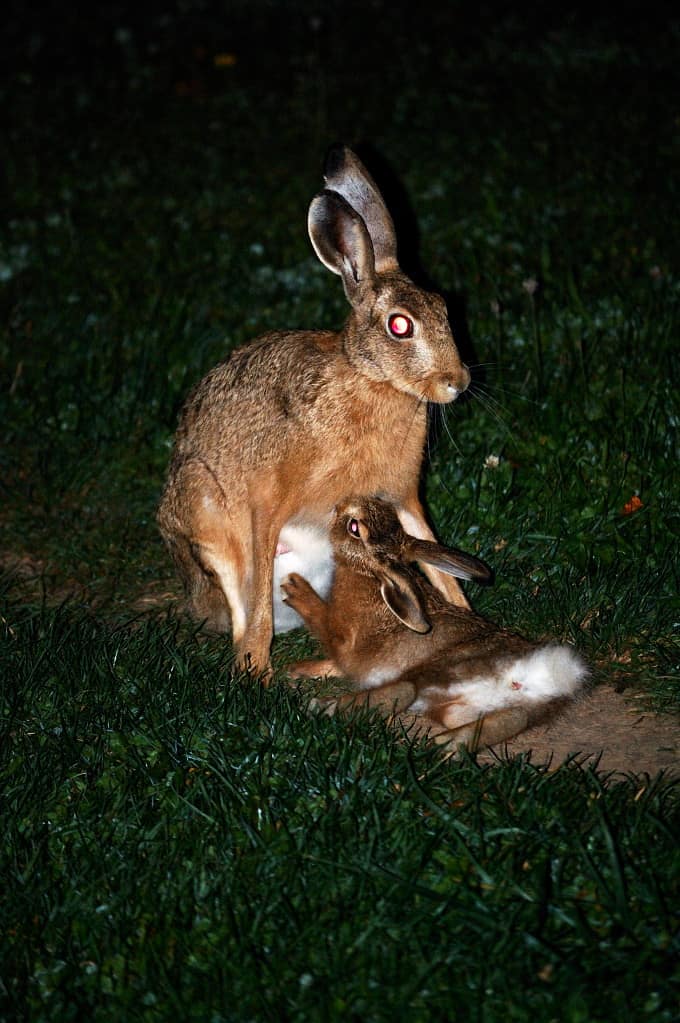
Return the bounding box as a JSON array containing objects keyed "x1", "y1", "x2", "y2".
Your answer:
[{"x1": 427, "y1": 364, "x2": 470, "y2": 404}]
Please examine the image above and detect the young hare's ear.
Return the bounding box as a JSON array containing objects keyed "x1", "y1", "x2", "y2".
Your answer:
[
  {"x1": 407, "y1": 539, "x2": 493, "y2": 584},
  {"x1": 323, "y1": 145, "x2": 399, "y2": 274},
  {"x1": 308, "y1": 190, "x2": 376, "y2": 303},
  {"x1": 379, "y1": 567, "x2": 431, "y2": 634}
]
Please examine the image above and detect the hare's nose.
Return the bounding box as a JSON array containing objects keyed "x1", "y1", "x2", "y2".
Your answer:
[
  {"x1": 447, "y1": 366, "x2": 470, "y2": 392},
  {"x1": 447, "y1": 365, "x2": 470, "y2": 398}
]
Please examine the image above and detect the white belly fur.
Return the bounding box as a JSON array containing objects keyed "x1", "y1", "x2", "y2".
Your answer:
[{"x1": 272, "y1": 523, "x2": 334, "y2": 633}]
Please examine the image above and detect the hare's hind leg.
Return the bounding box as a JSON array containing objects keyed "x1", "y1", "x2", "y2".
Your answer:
[
  {"x1": 191, "y1": 487, "x2": 290, "y2": 678},
  {"x1": 163, "y1": 532, "x2": 233, "y2": 633},
  {"x1": 158, "y1": 460, "x2": 250, "y2": 645},
  {"x1": 311, "y1": 680, "x2": 417, "y2": 719},
  {"x1": 432, "y1": 706, "x2": 530, "y2": 753}
]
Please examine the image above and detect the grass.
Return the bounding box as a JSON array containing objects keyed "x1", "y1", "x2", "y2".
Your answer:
[
  {"x1": 2, "y1": 601, "x2": 678, "y2": 1021},
  {"x1": 1, "y1": 2, "x2": 679, "y2": 1019}
]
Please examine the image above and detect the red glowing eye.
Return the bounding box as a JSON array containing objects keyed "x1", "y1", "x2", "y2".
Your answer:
[
  {"x1": 348, "y1": 518, "x2": 361, "y2": 537},
  {"x1": 388, "y1": 313, "x2": 414, "y2": 339}
]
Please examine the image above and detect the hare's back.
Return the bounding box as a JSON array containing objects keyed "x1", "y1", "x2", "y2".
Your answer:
[
  {"x1": 193, "y1": 329, "x2": 340, "y2": 402},
  {"x1": 424, "y1": 602, "x2": 532, "y2": 661},
  {"x1": 174, "y1": 329, "x2": 342, "y2": 446}
]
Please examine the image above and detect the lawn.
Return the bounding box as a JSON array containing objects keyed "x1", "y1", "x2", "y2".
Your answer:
[{"x1": 1, "y1": 2, "x2": 678, "y2": 1020}]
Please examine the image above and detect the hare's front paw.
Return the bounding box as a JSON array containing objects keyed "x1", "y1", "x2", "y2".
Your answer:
[{"x1": 281, "y1": 572, "x2": 319, "y2": 616}]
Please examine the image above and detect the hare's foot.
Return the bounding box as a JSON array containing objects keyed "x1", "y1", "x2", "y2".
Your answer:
[
  {"x1": 233, "y1": 652, "x2": 274, "y2": 686},
  {"x1": 281, "y1": 572, "x2": 327, "y2": 627},
  {"x1": 233, "y1": 624, "x2": 276, "y2": 684},
  {"x1": 287, "y1": 657, "x2": 340, "y2": 680}
]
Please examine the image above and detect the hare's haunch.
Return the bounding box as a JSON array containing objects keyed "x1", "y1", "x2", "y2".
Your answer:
[{"x1": 158, "y1": 147, "x2": 471, "y2": 677}]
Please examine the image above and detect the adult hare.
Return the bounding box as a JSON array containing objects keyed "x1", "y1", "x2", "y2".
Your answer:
[{"x1": 158, "y1": 147, "x2": 472, "y2": 676}]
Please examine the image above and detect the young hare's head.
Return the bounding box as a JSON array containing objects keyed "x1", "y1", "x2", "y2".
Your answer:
[
  {"x1": 331, "y1": 497, "x2": 491, "y2": 633},
  {"x1": 308, "y1": 146, "x2": 470, "y2": 403}
]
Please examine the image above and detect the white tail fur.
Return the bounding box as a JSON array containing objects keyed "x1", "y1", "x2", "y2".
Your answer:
[{"x1": 411, "y1": 645, "x2": 588, "y2": 725}]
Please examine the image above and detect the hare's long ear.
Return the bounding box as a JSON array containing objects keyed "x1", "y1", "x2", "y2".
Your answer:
[
  {"x1": 407, "y1": 539, "x2": 493, "y2": 584},
  {"x1": 379, "y1": 567, "x2": 431, "y2": 634},
  {"x1": 308, "y1": 190, "x2": 376, "y2": 304},
  {"x1": 323, "y1": 145, "x2": 399, "y2": 274}
]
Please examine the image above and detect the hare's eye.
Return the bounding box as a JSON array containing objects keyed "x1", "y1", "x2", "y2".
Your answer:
[
  {"x1": 347, "y1": 519, "x2": 361, "y2": 537},
  {"x1": 387, "y1": 313, "x2": 414, "y2": 339}
]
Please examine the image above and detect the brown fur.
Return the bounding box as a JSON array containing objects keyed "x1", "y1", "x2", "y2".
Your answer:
[
  {"x1": 282, "y1": 497, "x2": 587, "y2": 752},
  {"x1": 158, "y1": 147, "x2": 473, "y2": 676}
]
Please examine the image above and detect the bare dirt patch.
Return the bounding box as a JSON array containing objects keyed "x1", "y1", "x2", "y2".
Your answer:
[{"x1": 478, "y1": 686, "x2": 679, "y2": 777}]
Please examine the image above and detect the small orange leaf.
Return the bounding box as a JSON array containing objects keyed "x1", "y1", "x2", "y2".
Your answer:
[
  {"x1": 622, "y1": 495, "x2": 643, "y2": 515},
  {"x1": 214, "y1": 53, "x2": 237, "y2": 68}
]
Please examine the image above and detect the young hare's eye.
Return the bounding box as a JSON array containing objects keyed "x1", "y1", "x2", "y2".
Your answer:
[
  {"x1": 347, "y1": 518, "x2": 361, "y2": 537},
  {"x1": 387, "y1": 313, "x2": 414, "y2": 339}
]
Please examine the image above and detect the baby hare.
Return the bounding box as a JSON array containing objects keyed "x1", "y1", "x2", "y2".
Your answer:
[
  {"x1": 158, "y1": 146, "x2": 472, "y2": 677},
  {"x1": 281, "y1": 497, "x2": 588, "y2": 751}
]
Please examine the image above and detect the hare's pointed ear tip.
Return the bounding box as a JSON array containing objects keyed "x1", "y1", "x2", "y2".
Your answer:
[
  {"x1": 474, "y1": 560, "x2": 494, "y2": 585},
  {"x1": 409, "y1": 539, "x2": 494, "y2": 585},
  {"x1": 457, "y1": 557, "x2": 494, "y2": 585},
  {"x1": 324, "y1": 142, "x2": 353, "y2": 177}
]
